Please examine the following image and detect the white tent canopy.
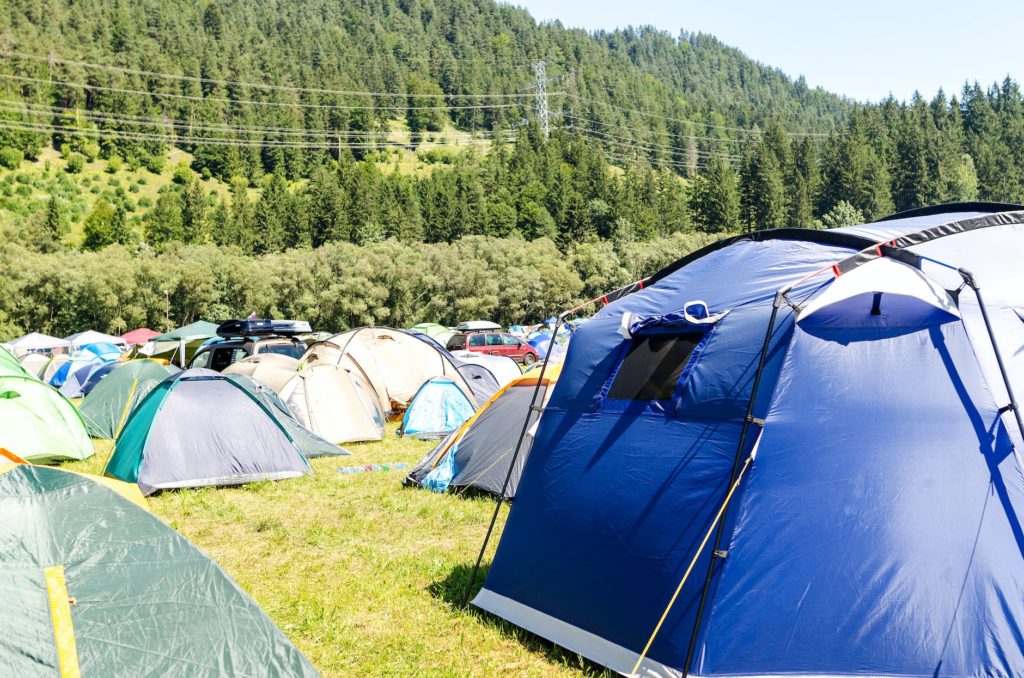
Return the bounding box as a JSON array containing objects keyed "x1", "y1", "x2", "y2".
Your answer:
[
  {"x1": 7, "y1": 332, "x2": 72, "y2": 353},
  {"x1": 65, "y1": 330, "x2": 128, "y2": 348}
]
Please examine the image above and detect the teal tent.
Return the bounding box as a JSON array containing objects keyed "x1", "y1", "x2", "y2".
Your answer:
[
  {"x1": 0, "y1": 464, "x2": 318, "y2": 676},
  {"x1": 107, "y1": 368, "x2": 311, "y2": 495}
]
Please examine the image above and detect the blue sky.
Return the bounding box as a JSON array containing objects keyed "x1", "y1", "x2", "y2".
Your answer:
[{"x1": 511, "y1": 0, "x2": 1024, "y2": 102}]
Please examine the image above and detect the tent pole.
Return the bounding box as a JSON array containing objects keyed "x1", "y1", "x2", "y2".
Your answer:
[
  {"x1": 458, "y1": 311, "x2": 567, "y2": 609},
  {"x1": 681, "y1": 290, "x2": 784, "y2": 676},
  {"x1": 458, "y1": 285, "x2": 636, "y2": 610},
  {"x1": 959, "y1": 268, "x2": 1024, "y2": 447}
]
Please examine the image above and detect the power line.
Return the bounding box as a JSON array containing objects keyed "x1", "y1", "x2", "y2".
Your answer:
[
  {"x1": 568, "y1": 94, "x2": 834, "y2": 138},
  {"x1": 0, "y1": 119, "x2": 514, "y2": 150},
  {"x1": 564, "y1": 112, "x2": 754, "y2": 148},
  {"x1": 0, "y1": 51, "x2": 544, "y2": 100},
  {"x1": 0, "y1": 73, "x2": 547, "y2": 111},
  {"x1": 0, "y1": 100, "x2": 509, "y2": 138},
  {"x1": 567, "y1": 123, "x2": 742, "y2": 160}
]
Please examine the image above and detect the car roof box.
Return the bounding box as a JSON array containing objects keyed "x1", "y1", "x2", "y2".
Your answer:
[
  {"x1": 456, "y1": 320, "x2": 501, "y2": 331},
  {"x1": 217, "y1": 319, "x2": 312, "y2": 338}
]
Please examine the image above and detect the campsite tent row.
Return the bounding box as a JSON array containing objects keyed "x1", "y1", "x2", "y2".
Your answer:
[{"x1": 473, "y1": 203, "x2": 1024, "y2": 677}]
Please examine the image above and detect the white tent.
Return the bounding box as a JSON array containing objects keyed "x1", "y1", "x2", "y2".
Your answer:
[
  {"x1": 7, "y1": 332, "x2": 71, "y2": 355},
  {"x1": 65, "y1": 330, "x2": 128, "y2": 348},
  {"x1": 451, "y1": 350, "x2": 522, "y2": 386}
]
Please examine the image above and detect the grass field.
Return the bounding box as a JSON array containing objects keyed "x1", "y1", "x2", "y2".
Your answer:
[{"x1": 65, "y1": 427, "x2": 606, "y2": 677}]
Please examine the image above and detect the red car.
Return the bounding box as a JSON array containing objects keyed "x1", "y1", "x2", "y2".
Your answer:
[{"x1": 447, "y1": 331, "x2": 539, "y2": 365}]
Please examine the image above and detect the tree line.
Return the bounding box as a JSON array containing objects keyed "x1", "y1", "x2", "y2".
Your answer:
[{"x1": 0, "y1": 232, "x2": 721, "y2": 340}]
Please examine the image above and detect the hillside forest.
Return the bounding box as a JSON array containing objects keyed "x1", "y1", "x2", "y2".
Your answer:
[{"x1": 0, "y1": 0, "x2": 1021, "y2": 337}]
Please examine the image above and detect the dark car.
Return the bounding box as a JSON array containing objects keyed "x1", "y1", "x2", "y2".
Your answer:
[
  {"x1": 187, "y1": 319, "x2": 310, "y2": 372},
  {"x1": 447, "y1": 331, "x2": 539, "y2": 365}
]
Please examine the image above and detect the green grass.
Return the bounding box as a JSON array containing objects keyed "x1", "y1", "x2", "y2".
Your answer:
[{"x1": 65, "y1": 425, "x2": 606, "y2": 677}]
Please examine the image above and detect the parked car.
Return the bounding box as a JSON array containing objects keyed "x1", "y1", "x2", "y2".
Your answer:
[
  {"x1": 447, "y1": 331, "x2": 539, "y2": 365},
  {"x1": 188, "y1": 319, "x2": 310, "y2": 372}
]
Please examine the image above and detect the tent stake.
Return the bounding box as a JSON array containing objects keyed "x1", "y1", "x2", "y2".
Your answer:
[
  {"x1": 959, "y1": 268, "x2": 1024, "y2": 447},
  {"x1": 681, "y1": 290, "x2": 784, "y2": 676}
]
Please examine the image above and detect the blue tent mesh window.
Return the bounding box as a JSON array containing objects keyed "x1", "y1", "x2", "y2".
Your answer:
[{"x1": 607, "y1": 331, "x2": 705, "y2": 401}]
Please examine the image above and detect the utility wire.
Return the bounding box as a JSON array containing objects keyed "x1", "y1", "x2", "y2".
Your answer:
[
  {"x1": 1, "y1": 51, "x2": 549, "y2": 99},
  {"x1": 0, "y1": 120, "x2": 513, "y2": 149},
  {"x1": 568, "y1": 94, "x2": 834, "y2": 138},
  {"x1": 0, "y1": 100, "x2": 507, "y2": 138},
  {"x1": 0, "y1": 73, "x2": 556, "y2": 111}
]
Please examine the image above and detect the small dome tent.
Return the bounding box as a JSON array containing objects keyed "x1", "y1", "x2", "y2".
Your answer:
[
  {"x1": 475, "y1": 204, "x2": 1024, "y2": 677},
  {"x1": 399, "y1": 377, "x2": 476, "y2": 440},
  {"x1": 278, "y1": 364, "x2": 385, "y2": 444},
  {"x1": 301, "y1": 327, "x2": 473, "y2": 416},
  {"x1": 18, "y1": 352, "x2": 49, "y2": 378},
  {"x1": 406, "y1": 364, "x2": 561, "y2": 498},
  {"x1": 79, "y1": 360, "x2": 179, "y2": 439},
  {"x1": 0, "y1": 464, "x2": 317, "y2": 676},
  {"x1": 0, "y1": 375, "x2": 93, "y2": 463},
  {"x1": 106, "y1": 369, "x2": 311, "y2": 495}
]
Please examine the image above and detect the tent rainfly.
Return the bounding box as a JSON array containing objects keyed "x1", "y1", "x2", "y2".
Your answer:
[
  {"x1": 227, "y1": 374, "x2": 349, "y2": 457},
  {"x1": 0, "y1": 464, "x2": 318, "y2": 676},
  {"x1": 399, "y1": 377, "x2": 476, "y2": 440},
  {"x1": 6, "y1": 332, "x2": 71, "y2": 354},
  {"x1": 146, "y1": 321, "x2": 220, "y2": 366},
  {"x1": 300, "y1": 327, "x2": 474, "y2": 416},
  {"x1": 79, "y1": 360, "x2": 179, "y2": 439},
  {"x1": 474, "y1": 203, "x2": 1024, "y2": 677},
  {"x1": 222, "y1": 353, "x2": 299, "y2": 393},
  {"x1": 120, "y1": 327, "x2": 159, "y2": 346},
  {"x1": 405, "y1": 364, "x2": 561, "y2": 498},
  {"x1": 106, "y1": 368, "x2": 311, "y2": 495},
  {"x1": 279, "y1": 364, "x2": 385, "y2": 444},
  {"x1": 0, "y1": 375, "x2": 94, "y2": 463}
]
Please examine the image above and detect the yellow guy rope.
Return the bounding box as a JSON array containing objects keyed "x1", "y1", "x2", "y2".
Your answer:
[
  {"x1": 113, "y1": 378, "x2": 138, "y2": 439},
  {"x1": 630, "y1": 453, "x2": 755, "y2": 676}
]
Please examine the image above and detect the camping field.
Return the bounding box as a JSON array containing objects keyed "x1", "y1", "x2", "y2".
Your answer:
[{"x1": 66, "y1": 427, "x2": 605, "y2": 677}]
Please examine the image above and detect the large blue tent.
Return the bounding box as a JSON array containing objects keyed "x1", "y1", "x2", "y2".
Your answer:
[{"x1": 475, "y1": 203, "x2": 1024, "y2": 677}]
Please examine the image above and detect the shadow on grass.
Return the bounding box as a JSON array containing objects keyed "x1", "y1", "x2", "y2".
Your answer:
[{"x1": 429, "y1": 562, "x2": 613, "y2": 677}]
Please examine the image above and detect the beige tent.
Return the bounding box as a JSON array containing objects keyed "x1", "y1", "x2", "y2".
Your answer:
[
  {"x1": 18, "y1": 353, "x2": 49, "y2": 379},
  {"x1": 222, "y1": 354, "x2": 298, "y2": 393},
  {"x1": 300, "y1": 327, "x2": 473, "y2": 416},
  {"x1": 278, "y1": 364, "x2": 385, "y2": 444}
]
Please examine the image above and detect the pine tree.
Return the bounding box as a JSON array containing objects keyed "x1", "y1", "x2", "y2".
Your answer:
[
  {"x1": 180, "y1": 177, "x2": 207, "y2": 243},
  {"x1": 691, "y1": 153, "x2": 740, "y2": 233}
]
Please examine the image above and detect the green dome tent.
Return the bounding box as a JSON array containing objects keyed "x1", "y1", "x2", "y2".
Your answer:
[
  {"x1": 79, "y1": 360, "x2": 179, "y2": 439},
  {"x1": 0, "y1": 375, "x2": 93, "y2": 463},
  {"x1": 0, "y1": 344, "x2": 27, "y2": 377},
  {"x1": 0, "y1": 464, "x2": 318, "y2": 676}
]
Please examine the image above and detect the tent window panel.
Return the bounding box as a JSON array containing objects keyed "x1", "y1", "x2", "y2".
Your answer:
[{"x1": 607, "y1": 332, "x2": 705, "y2": 401}]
